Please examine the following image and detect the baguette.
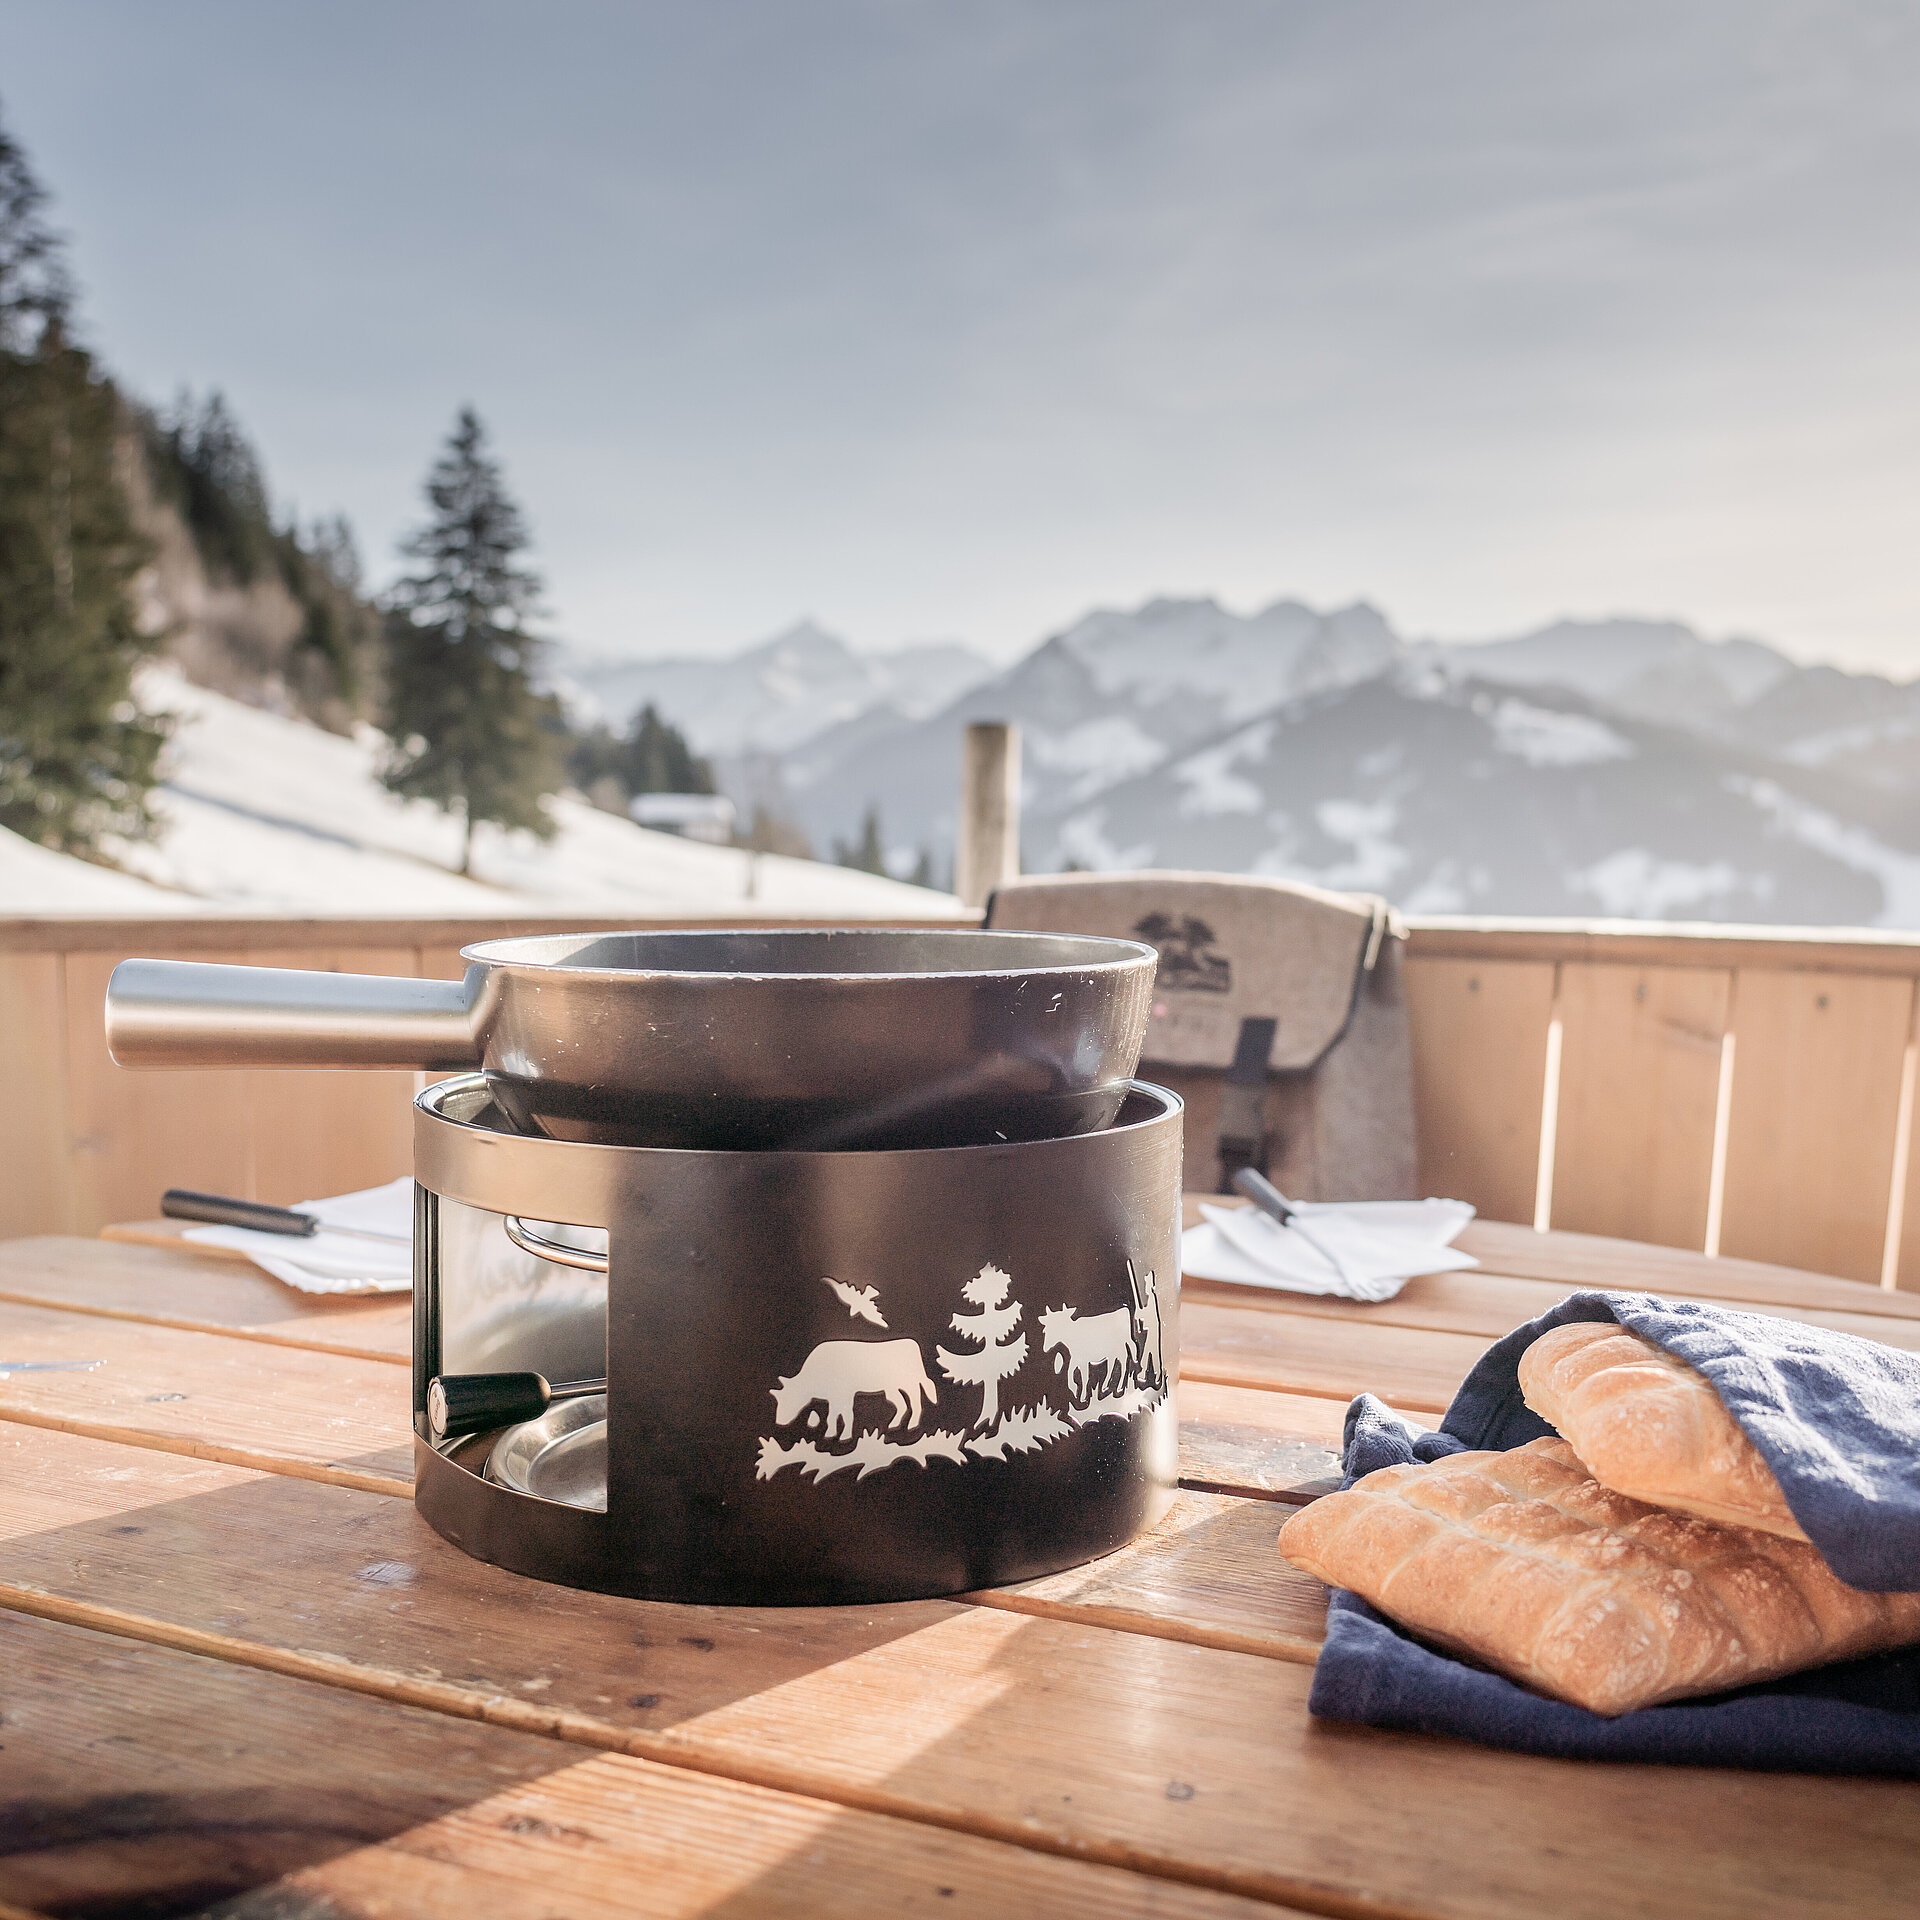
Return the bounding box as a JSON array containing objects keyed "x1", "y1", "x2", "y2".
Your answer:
[
  {"x1": 1518, "y1": 1321, "x2": 1805, "y2": 1539},
  {"x1": 1277, "y1": 1437, "x2": 1920, "y2": 1715}
]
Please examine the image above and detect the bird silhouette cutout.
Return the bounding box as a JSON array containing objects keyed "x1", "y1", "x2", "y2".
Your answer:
[{"x1": 822, "y1": 1275, "x2": 888, "y2": 1328}]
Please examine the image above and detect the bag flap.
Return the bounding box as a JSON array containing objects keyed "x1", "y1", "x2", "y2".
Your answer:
[{"x1": 988, "y1": 870, "x2": 1395, "y2": 1071}]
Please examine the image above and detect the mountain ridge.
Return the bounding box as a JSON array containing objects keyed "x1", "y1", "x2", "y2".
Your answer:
[{"x1": 558, "y1": 596, "x2": 1920, "y2": 923}]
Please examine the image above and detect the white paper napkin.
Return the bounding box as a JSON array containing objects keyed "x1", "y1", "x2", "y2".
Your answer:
[
  {"x1": 1181, "y1": 1197, "x2": 1478, "y2": 1302},
  {"x1": 182, "y1": 1176, "x2": 414, "y2": 1295}
]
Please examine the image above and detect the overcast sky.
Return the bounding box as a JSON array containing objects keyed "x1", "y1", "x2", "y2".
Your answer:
[{"x1": 4, "y1": 2, "x2": 1916, "y2": 671}]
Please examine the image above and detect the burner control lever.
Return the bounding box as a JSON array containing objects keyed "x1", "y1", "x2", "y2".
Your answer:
[{"x1": 427, "y1": 1371, "x2": 605, "y2": 1444}]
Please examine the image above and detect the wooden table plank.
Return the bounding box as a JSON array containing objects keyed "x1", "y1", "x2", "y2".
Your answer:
[
  {"x1": 1180, "y1": 1301, "x2": 1480, "y2": 1413},
  {"x1": 0, "y1": 1611, "x2": 1289, "y2": 1920},
  {"x1": 5, "y1": 1423, "x2": 1913, "y2": 1920},
  {"x1": 0, "y1": 1298, "x2": 411, "y2": 1491},
  {"x1": 1184, "y1": 1267, "x2": 1920, "y2": 1353},
  {"x1": 21, "y1": 1226, "x2": 1913, "y2": 1508},
  {"x1": 0, "y1": 1336, "x2": 1320, "y2": 1666},
  {"x1": 970, "y1": 1488, "x2": 1327, "y2": 1663},
  {"x1": 1176, "y1": 1381, "x2": 1345, "y2": 1501},
  {"x1": 4, "y1": 1239, "x2": 1356, "y2": 1503},
  {"x1": 1456, "y1": 1217, "x2": 1920, "y2": 1317},
  {"x1": 2, "y1": 1233, "x2": 412, "y2": 1362}
]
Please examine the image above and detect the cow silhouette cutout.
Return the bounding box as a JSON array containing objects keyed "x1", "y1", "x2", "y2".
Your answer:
[
  {"x1": 1126, "y1": 1262, "x2": 1163, "y2": 1390},
  {"x1": 1040, "y1": 1304, "x2": 1134, "y2": 1404},
  {"x1": 771, "y1": 1338, "x2": 938, "y2": 1442}
]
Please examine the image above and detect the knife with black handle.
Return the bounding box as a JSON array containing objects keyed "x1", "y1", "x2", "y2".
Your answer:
[{"x1": 161, "y1": 1188, "x2": 410, "y2": 1245}]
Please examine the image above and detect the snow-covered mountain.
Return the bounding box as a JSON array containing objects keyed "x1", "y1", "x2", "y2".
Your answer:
[
  {"x1": 746, "y1": 597, "x2": 1920, "y2": 924},
  {"x1": 563, "y1": 621, "x2": 994, "y2": 756},
  {"x1": 0, "y1": 665, "x2": 966, "y2": 918},
  {"x1": 785, "y1": 597, "x2": 1400, "y2": 868},
  {"x1": 1024, "y1": 668, "x2": 1920, "y2": 925},
  {"x1": 1415, "y1": 618, "x2": 1799, "y2": 731},
  {"x1": 528, "y1": 592, "x2": 1920, "y2": 924}
]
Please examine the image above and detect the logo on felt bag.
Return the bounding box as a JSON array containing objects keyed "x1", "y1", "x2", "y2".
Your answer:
[{"x1": 1132, "y1": 912, "x2": 1232, "y2": 993}]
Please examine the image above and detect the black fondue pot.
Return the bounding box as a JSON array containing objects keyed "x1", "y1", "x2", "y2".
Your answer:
[{"x1": 106, "y1": 927, "x2": 1157, "y2": 1151}]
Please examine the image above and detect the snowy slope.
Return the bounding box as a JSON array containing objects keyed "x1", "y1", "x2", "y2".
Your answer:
[
  {"x1": 0, "y1": 822, "x2": 197, "y2": 913},
  {"x1": 564, "y1": 622, "x2": 994, "y2": 755},
  {"x1": 63, "y1": 666, "x2": 967, "y2": 918}
]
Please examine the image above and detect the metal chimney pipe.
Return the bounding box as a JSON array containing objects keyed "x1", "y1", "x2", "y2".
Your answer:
[{"x1": 956, "y1": 721, "x2": 1021, "y2": 910}]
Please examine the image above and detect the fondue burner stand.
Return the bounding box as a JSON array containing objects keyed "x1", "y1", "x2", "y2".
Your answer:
[{"x1": 413, "y1": 1074, "x2": 1183, "y2": 1605}]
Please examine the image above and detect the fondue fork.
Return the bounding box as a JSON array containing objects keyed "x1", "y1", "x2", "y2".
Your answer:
[{"x1": 1231, "y1": 1168, "x2": 1355, "y2": 1283}]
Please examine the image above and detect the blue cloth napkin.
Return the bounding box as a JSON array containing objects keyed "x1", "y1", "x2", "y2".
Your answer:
[{"x1": 1308, "y1": 1290, "x2": 1920, "y2": 1774}]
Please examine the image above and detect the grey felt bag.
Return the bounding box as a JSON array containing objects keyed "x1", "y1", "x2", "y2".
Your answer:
[{"x1": 986, "y1": 871, "x2": 1415, "y2": 1199}]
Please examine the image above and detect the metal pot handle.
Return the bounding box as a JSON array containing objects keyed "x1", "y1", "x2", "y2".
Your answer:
[
  {"x1": 105, "y1": 958, "x2": 486, "y2": 1070},
  {"x1": 503, "y1": 1215, "x2": 611, "y2": 1273}
]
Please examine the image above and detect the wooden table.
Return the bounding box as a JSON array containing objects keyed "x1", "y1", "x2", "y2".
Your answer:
[{"x1": 2, "y1": 1209, "x2": 1917, "y2": 1919}]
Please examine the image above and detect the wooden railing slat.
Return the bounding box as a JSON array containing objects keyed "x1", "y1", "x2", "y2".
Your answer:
[
  {"x1": 1404, "y1": 955, "x2": 1555, "y2": 1224},
  {"x1": 62, "y1": 947, "x2": 260, "y2": 1237},
  {"x1": 0, "y1": 951, "x2": 72, "y2": 1239},
  {"x1": 1405, "y1": 918, "x2": 1920, "y2": 976},
  {"x1": 1550, "y1": 964, "x2": 1729, "y2": 1251},
  {"x1": 244, "y1": 945, "x2": 421, "y2": 1207},
  {"x1": 1718, "y1": 969, "x2": 1913, "y2": 1285},
  {"x1": 1893, "y1": 1037, "x2": 1920, "y2": 1295}
]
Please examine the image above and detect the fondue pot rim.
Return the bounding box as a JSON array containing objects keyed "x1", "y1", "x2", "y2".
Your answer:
[
  {"x1": 414, "y1": 1073, "x2": 1182, "y2": 1227},
  {"x1": 458, "y1": 925, "x2": 1156, "y2": 984},
  {"x1": 417, "y1": 1069, "x2": 1180, "y2": 1169}
]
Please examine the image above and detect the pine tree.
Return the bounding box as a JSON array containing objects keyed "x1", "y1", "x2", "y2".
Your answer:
[
  {"x1": 143, "y1": 394, "x2": 378, "y2": 718},
  {"x1": 624, "y1": 702, "x2": 714, "y2": 795},
  {"x1": 0, "y1": 102, "x2": 165, "y2": 854},
  {"x1": 834, "y1": 803, "x2": 888, "y2": 875},
  {"x1": 283, "y1": 511, "x2": 377, "y2": 713},
  {"x1": 936, "y1": 1264, "x2": 1028, "y2": 1430},
  {"x1": 150, "y1": 390, "x2": 275, "y2": 584},
  {"x1": 381, "y1": 408, "x2": 562, "y2": 873},
  {"x1": 567, "y1": 702, "x2": 714, "y2": 812}
]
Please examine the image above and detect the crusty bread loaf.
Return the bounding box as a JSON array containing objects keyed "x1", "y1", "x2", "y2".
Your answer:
[
  {"x1": 1277, "y1": 1437, "x2": 1920, "y2": 1715},
  {"x1": 1518, "y1": 1321, "x2": 1805, "y2": 1539}
]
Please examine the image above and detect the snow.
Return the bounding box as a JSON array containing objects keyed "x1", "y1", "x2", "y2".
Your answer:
[
  {"x1": 1055, "y1": 597, "x2": 1396, "y2": 724},
  {"x1": 1782, "y1": 719, "x2": 1920, "y2": 768},
  {"x1": 73, "y1": 665, "x2": 966, "y2": 918},
  {"x1": 1486, "y1": 697, "x2": 1636, "y2": 769},
  {"x1": 1728, "y1": 776, "x2": 1920, "y2": 926},
  {"x1": 1054, "y1": 806, "x2": 1155, "y2": 872},
  {"x1": 1569, "y1": 850, "x2": 1750, "y2": 919},
  {"x1": 1434, "y1": 619, "x2": 1795, "y2": 711},
  {"x1": 1173, "y1": 723, "x2": 1272, "y2": 817},
  {"x1": 1256, "y1": 800, "x2": 1408, "y2": 893},
  {"x1": 0, "y1": 822, "x2": 197, "y2": 912},
  {"x1": 1026, "y1": 715, "x2": 1167, "y2": 803}
]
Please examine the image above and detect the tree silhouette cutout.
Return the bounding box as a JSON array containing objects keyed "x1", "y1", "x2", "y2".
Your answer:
[{"x1": 936, "y1": 1264, "x2": 1028, "y2": 1431}]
